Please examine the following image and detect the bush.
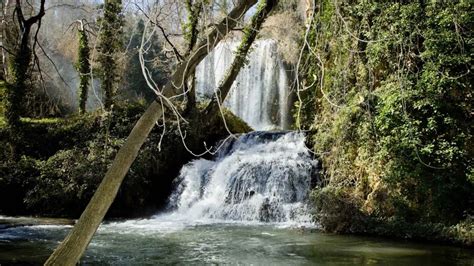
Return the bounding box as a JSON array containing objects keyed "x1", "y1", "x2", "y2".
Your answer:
[
  {"x1": 311, "y1": 186, "x2": 366, "y2": 233},
  {"x1": 0, "y1": 102, "x2": 252, "y2": 218},
  {"x1": 0, "y1": 156, "x2": 39, "y2": 214},
  {"x1": 300, "y1": 0, "x2": 473, "y2": 243}
]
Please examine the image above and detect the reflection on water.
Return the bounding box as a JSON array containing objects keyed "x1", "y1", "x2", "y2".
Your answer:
[{"x1": 0, "y1": 217, "x2": 473, "y2": 265}]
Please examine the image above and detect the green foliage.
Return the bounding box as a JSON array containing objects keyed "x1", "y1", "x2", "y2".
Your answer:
[
  {"x1": 76, "y1": 28, "x2": 91, "y2": 114},
  {"x1": 0, "y1": 102, "x2": 252, "y2": 218},
  {"x1": 300, "y1": 0, "x2": 473, "y2": 232},
  {"x1": 97, "y1": 0, "x2": 124, "y2": 110},
  {"x1": 0, "y1": 103, "x2": 153, "y2": 217},
  {"x1": 183, "y1": 0, "x2": 204, "y2": 53},
  {"x1": 23, "y1": 135, "x2": 152, "y2": 217},
  {"x1": 0, "y1": 156, "x2": 39, "y2": 215}
]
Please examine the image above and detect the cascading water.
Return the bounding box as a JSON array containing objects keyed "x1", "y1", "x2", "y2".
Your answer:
[
  {"x1": 3, "y1": 137, "x2": 470, "y2": 265},
  {"x1": 165, "y1": 131, "x2": 318, "y2": 225},
  {"x1": 196, "y1": 40, "x2": 292, "y2": 130}
]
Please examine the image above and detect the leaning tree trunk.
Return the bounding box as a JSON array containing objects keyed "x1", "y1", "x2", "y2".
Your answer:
[
  {"x1": 45, "y1": 1, "x2": 258, "y2": 265},
  {"x1": 204, "y1": 0, "x2": 277, "y2": 117}
]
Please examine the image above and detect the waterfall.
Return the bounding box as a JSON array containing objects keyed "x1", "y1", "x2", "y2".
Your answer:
[
  {"x1": 196, "y1": 40, "x2": 291, "y2": 130},
  {"x1": 166, "y1": 131, "x2": 318, "y2": 224}
]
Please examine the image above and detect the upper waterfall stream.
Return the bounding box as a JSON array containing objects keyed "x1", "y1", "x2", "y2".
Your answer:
[{"x1": 196, "y1": 40, "x2": 292, "y2": 130}]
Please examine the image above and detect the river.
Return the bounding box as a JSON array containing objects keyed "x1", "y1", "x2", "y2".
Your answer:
[{"x1": 0, "y1": 217, "x2": 473, "y2": 265}]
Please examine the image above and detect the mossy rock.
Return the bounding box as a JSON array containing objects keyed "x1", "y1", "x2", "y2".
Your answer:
[{"x1": 221, "y1": 109, "x2": 253, "y2": 133}]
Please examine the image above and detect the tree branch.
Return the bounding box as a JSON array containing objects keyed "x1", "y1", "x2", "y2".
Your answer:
[
  {"x1": 135, "y1": 3, "x2": 183, "y2": 62},
  {"x1": 156, "y1": 23, "x2": 184, "y2": 62},
  {"x1": 24, "y1": 0, "x2": 45, "y2": 26},
  {"x1": 0, "y1": 45, "x2": 14, "y2": 55}
]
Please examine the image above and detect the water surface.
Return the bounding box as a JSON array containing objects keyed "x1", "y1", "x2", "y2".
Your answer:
[{"x1": 0, "y1": 217, "x2": 473, "y2": 265}]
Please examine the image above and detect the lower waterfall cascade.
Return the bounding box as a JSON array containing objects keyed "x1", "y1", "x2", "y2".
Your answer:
[
  {"x1": 165, "y1": 131, "x2": 318, "y2": 225},
  {"x1": 195, "y1": 40, "x2": 292, "y2": 130}
]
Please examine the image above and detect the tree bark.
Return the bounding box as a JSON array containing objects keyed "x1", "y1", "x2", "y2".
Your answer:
[
  {"x1": 5, "y1": 1, "x2": 45, "y2": 159},
  {"x1": 45, "y1": 1, "x2": 257, "y2": 265}
]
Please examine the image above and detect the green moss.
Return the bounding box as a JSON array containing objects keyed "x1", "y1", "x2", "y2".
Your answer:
[
  {"x1": 222, "y1": 109, "x2": 253, "y2": 133},
  {"x1": 20, "y1": 117, "x2": 63, "y2": 124},
  {"x1": 77, "y1": 28, "x2": 91, "y2": 114},
  {"x1": 299, "y1": 0, "x2": 473, "y2": 238},
  {"x1": 97, "y1": 0, "x2": 124, "y2": 111}
]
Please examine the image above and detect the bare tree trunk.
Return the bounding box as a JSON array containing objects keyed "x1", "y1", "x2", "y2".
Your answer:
[{"x1": 45, "y1": 1, "x2": 257, "y2": 265}]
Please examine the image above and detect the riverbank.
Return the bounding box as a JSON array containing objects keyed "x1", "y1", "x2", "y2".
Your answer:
[
  {"x1": 0, "y1": 216, "x2": 74, "y2": 230},
  {"x1": 312, "y1": 186, "x2": 474, "y2": 247}
]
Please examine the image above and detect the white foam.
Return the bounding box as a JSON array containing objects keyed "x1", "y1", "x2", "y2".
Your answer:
[{"x1": 166, "y1": 132, "x2": 316, "y2": 226}]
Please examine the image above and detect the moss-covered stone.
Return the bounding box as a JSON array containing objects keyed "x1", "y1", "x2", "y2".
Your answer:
[{"x1": 311, "y1": 185, "x2": 474, "y2": 247}]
